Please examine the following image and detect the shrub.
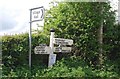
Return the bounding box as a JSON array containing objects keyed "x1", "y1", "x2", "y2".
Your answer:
[{"x1": 2, "y1": 33, "x2": 49, "y2": 70}]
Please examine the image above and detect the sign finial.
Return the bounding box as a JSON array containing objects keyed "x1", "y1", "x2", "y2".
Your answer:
[{"x1": 50, "y1": 28, "x2": 55, "y2": 32}]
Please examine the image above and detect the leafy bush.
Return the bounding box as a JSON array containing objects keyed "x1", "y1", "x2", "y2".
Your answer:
[
  {"x1": 44, "y1": 2, "x2": 118, "y2": 66},
  {"x1": 2, "y1": 65, "x2": 30, "y2": 77},
  {"x1": 2, "y1": 56, "x2": 120, "y2": 78},
  {"x1": 2, "y1": 33, "x2": 49, "y2": 70},
  {"x1": 40, "y1": 56, "x2": 119, "y2": 77}
]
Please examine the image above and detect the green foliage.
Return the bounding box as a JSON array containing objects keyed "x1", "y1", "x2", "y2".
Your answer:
[
  {"x1": 40, "y1": 56, "x2": 119, "y2": 77},
  {"x1": 44, "y1": 2, "x2": 117, "y2": 66},
  {"x1": 2, "y1": 56, "x2": 120, "y2": 78},
  {"x1": 104, "y1": 24, "x2": 120, "y2": 61},
  {"x1": 2, "y1": 33, "x2": 29, "y2": 68},
  {"x1": 2, "y1": 65, "x2": 31, "y2": 77},
  {"x1": 2, "y1": 33, "x2": 49, "y2": 70},
  {"x1": 1, "y1": 1, "x2": 120, "y2": 78}
]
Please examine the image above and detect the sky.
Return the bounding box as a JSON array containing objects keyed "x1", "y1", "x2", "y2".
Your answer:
[
  {"x1": 0, "y1": 0, "x2": 118, "y2": 36},
  {"x1": 0, "y1": 0, "x2": 53, "y2": 35}
]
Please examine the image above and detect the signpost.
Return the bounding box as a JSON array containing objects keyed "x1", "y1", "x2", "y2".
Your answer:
[
  {"x1": 53, "y1": 38, "x2": 73, "y2": 45},
  {"x1": 54, "y1": 47, "x2": 72, "y2": 53},
  {"x1": 29, "y1": 6, "x2": 44, "y2": 68},
  {"x1": 34, "y1": 46, "x2": 52, "y2": 54},
  {"x1": 53, "y1": 38, "x2": 73, "y2": 53},
  {"x1": 33, "y1": 29, "x2": 73, "y2": 67}
]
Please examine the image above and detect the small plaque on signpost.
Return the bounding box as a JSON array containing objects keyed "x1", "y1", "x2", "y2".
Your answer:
[{"x1": 48, "y1": 54, "x2": 56, "y2": 67}]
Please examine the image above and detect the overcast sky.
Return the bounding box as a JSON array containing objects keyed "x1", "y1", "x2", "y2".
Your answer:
[
  {"x1": 0, "y1": 0, "x2": 53, "y2": 35},
  {"x1": 0, "y1": 0, "x2": 118, "y2": 36}
]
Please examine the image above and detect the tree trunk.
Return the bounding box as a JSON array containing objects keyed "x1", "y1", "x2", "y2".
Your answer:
[
  {"x1": 98, "y1": 21, "x2": 103, "y2": 66},
  {"x1": 98, "y1": 3, "x2": 104, "y2": 67}
]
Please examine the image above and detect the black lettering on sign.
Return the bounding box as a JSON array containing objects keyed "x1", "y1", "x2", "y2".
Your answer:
[
  {"x1": 40, "y1": 52, "x2": 45, "y2": 54},
  {"x1": 55, "y1": 39, "x2": 69, "y2": 45},
  {"x1": 33, "y1": 10, "x2": 41, "y2": 19},
  {"x1": 34, "y1": 15, "x2": 38, "y2": 18},
  {"x1": 33, "y1": 11, "x2": 40, "y2": 14},
  {"x1": 62, "y1": 50, "x2": 70, "y2": 52}
]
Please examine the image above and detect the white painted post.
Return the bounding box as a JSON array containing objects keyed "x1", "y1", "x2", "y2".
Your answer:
[
  {"x1": 48, "y1": 54, "x2": 56, "y2": 67},
  {"x1": 48, "y1": 28, "x2": 56, "y2": 67},
  {"x1": 49, "y1": 28, "x2": 55, "y2": 54}
]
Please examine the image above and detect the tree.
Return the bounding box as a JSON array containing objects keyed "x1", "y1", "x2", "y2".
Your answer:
[{"x1": 44, "y1": 1, "x2": 116, "y2": 66}]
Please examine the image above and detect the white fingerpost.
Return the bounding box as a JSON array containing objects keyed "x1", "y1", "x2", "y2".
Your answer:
[
  {"x1": 48, "y1": 28, "x2": 56, "y2": 67},
  {"x1": 49, "y1": 28, "x2": 55, "y2": 53},
  {"x1": 48, "y1": 54, "x2": 56, "y2": 67}
]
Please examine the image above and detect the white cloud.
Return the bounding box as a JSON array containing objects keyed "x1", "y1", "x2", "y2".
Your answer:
[{"x1": 0, "y1": 0, "x2": 53, "y2": 35}]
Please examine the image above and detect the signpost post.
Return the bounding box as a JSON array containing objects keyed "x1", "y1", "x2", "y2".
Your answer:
[
  {"x1": 29, "y1": 6, "x2": 44, "y2": 68},
  {"x1": 48, "y1": 54, "x2": 56, "y2": 67},
  {"x1": 48, "y1": 29, "x2": 56, "y2": 67},
  {"x1": 49, "y1": 28, "x2": 55, "y2": 54}
]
